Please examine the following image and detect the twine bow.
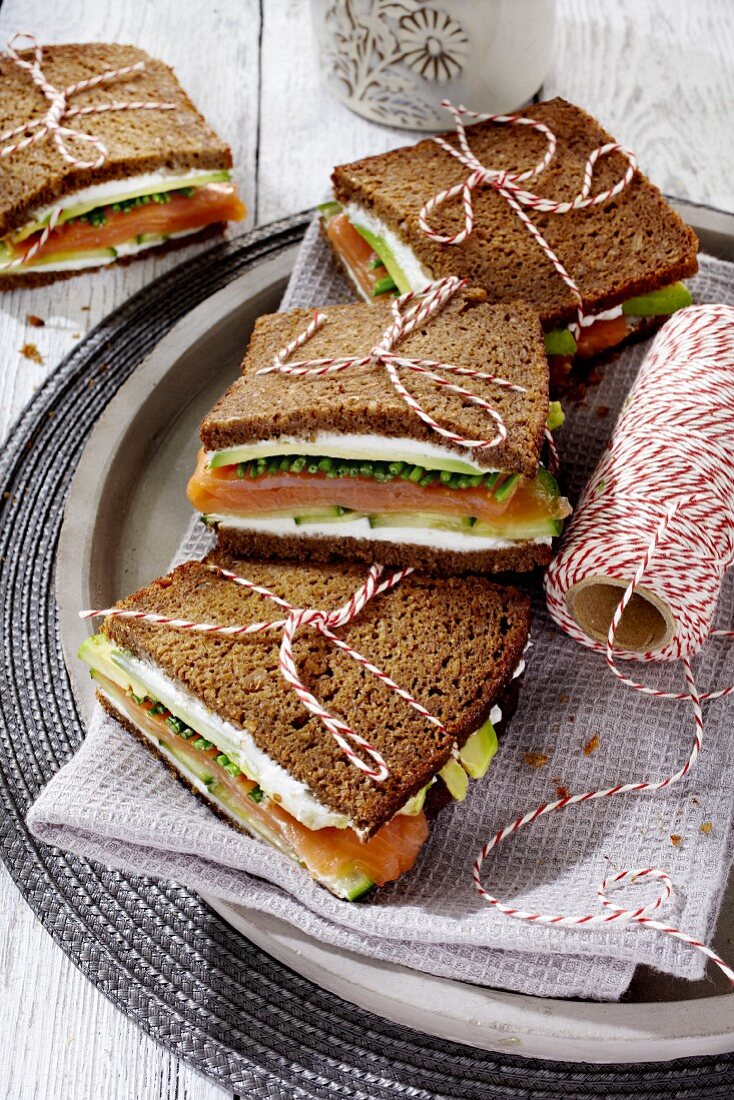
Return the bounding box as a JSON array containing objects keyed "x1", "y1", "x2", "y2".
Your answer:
[
  {"x1": 1, "y1": 32, "x2": 176, "y2": 169},
  {"x1": 419, "y1": 101, "x2": 637, "y2": 333},
  {"x1": 256, "y1": 275, "x2": 527, "y2": 453},
  {"x1": 81, "y1": 563, "x2": 455, "y2": 782},
  {"x1": 0, "y1": 33, "x2": 177, "y2": 271}
]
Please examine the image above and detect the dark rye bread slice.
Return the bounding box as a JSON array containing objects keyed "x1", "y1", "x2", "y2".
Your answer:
[
  {"x1": 200, "y1": 288, "x2": 548, "y2": 476},
  {"x1": 216, "y1": 523, "x2": 552, "y2": 577},
  {"x1": 101, "y1": 552, "x2": 531, "y2": 838},
  {"x1": 332, "y1": 97, "x2": 698, "y2": 329},
  {"x1": 0, "y1": 42, "x2": 232, "y2": 237}
]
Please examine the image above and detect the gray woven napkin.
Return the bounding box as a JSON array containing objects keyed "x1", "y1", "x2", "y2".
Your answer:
[{"x1": 28, "y1": 220, "x2": 734, "y2": 1001}]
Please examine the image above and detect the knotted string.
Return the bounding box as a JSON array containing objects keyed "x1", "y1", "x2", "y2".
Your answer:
[
  {"x1": 81, "y1": 563, "x2": 456, "y2": 782},
  {"x1": 475, "y1": 306, "x2": 734, "y2": 985},
  {"x1": 0, "y1": 33, "x2": 176, "y2": 270},
  {"x1": 256, "y1": 275, "x2": 527, "y2": 453},
  {"x1": 419, "y1": 101, "x2": 637, "y2": 335}
]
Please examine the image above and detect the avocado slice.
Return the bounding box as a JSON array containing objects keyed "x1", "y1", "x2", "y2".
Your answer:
[
  {"x1": 622, "y1": 281, "x2": 692, "y2": 316},
  {"x1": 349, "y1": 220, "x2": 413, "y2": 295},
  {"x1": 459, "y1": 718, "x2": 498, "y2": 779},
  {"x1": 544, "y1": 328, "x2": 578, "y2": 356},
  {"x1": 546, "y1": 400, "x2": 565, "y2": 432},
  {"x1": 439, "y1": 758, "x2": 469, "y2": 801}
]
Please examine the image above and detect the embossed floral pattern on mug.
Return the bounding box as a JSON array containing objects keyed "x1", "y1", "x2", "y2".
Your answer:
[{"x1": 311, "y1": 0, "x2": 556, "y2": 131}]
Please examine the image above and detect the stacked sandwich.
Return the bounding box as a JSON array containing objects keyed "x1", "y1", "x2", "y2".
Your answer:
[{"x1": 320, "y1": 98, "x2": 697, "y2": 380}]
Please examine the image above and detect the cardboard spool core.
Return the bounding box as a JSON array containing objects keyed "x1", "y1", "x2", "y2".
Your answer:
[{"x1": 566, "y1": 576, "x2": 676, "y2": 653}]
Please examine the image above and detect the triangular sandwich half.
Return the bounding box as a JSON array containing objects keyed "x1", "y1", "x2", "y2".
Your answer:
[
  {"x1": 0, "y1": 43, "x2": 245, "y2": 286},
  {"x1": 322, "y1": 97, "x2": 697, "y2": 377},
  {"x1": 79, "y1": 553, "x2": 531, "y2": 899},
  {"x1": 187, "y1": 286, "x2": 570, "y2": 575}
]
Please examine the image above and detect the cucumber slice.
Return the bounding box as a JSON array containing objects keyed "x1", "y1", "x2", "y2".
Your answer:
[
  {"x1": 544, "y1": 328, "x2": 578, "y2": 356},
  {"x1": 292, "y1": 507, "x2": 359, "y2": 525},
  {"x1": 439, "y1": 758, "x2": 469, "y2": 801},
  {"x1": 331, "y1": 869, "x2": 375, "y2": 901},
  {"x1": 472, "y1": 516, "x2": 563, "y2": 540},
  {"x1": 349, "y1": 220, "x2": 412, "y2": 295},
  {"x1": 209, "y1": 442, "x2": 485, "y2": 476},
  {"x1": 367, "y1": 513, "x2": 475, "y2": 532},
  {"x1": 14, "y1": 171, "x2": 232, "y2": 240},
  {"x1": 459, "y1": 718, "x2": 498, "y2": 779},
  {"x1": 622, "y1": 281, "x2": 692, "y2": 316}
]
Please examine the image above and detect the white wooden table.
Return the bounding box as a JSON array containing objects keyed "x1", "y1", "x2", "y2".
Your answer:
[{"x1": 1, "y1": 2, "x2": 732, "y2": 1096}]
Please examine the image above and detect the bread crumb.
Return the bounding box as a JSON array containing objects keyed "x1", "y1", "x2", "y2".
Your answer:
[
  {"x1": 670, "y1": 834, "x2": 682, "y2": 847},
  {"x1": 524, "y1": 751, "x2": 550, "y2": 769},
  {"x1": 26, "y1": 314, "x2": 45, "y2": 327},
  {"x1": 583, "y1": 734, "x2": 600, "y2": 756},
  {"x1": 699, "y1": 821, "x2": 713, "y2": 835},
  {"x1": 595, "y1": 405, "x2": 610, "y2": 418},
  {"x1": 20, "y1": 342, "x2": 43, "y2": 364},
  {"x1": 559, "y1": 693, "x2": 569, "y2": 704},
  {"x1": 555, "y1": 785, "x2": 570, "y2": 799}
]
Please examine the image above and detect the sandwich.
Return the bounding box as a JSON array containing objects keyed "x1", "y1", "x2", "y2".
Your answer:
[
  {"x1": 79, "y1": 553, "x2": 531, "y2": 898},
  {"x1": 0, "y1": 41, "x2": 245, "y2": 286},
  {"x1": 321, "y1": 97, "x2": 698, "y2": 376},
  {"x1": 187, "y1": 284, "x2": 570, "y2": 576}
]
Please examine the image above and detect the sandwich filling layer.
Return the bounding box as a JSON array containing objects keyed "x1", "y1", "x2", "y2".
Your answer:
[
  {"x1": 82, "y1": 634, "x2": 501, "y2": 899},
  {"x1": 188, "y1": 447, "x2": 571, "y2": 547},
  {"x1": 1, "y1": 170, "x2": 246, "y2": 274},
  {"x1": 320, "y1": 202, "x2": 693, "y2": 354}
]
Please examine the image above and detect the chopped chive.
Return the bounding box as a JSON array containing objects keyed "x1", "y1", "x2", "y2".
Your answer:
[
  {"x1": 317, "y1": 457, "x2": 333, "y2": 472},
  {"x1": 466, "y1": 474, "x2": 484, "y2": 487},
  {"x1": 419, "y1": 472, "x2": 436, "y2": 487},
  {"x1": 439, "y1": 470, "x2": 453, "y2": 484},
  {"x1": 408, "y1": 465, "x2": 423, "y2": 483},
  {"x1": 224, "y1": 761, "x2": 241, "y2": 777},
  {"x1": 194, "y1": 737, "x2": 212, "y2": 750},
  {"x1": 387, "y1": 461, "x2": 404, "y2": 477},
  {"x1": 290, "y1": 457, "x2": 306, "y2": 473},
  {"x1": 483, "y1": 472, "x2": 501, "y2": 489},
  {"x1": 130, "y1": 692, "x2": 143, "y2": 705},
  {"x1": 235, "y1": 462, "x2": 247, "y2": 479},
  {"x1": 166, "y1": 716, "x2": 185, "y2": 733},
  {"x1": 278, "y1": 455, "x2": 292, "y2": 472},
  {"x1": 372, "y1": 275, "x2": 397, "y2": 296},
  {"x1": 180, "y1": 728, "x2": 196, "y2": 740},
  {"x1": 369, "y1": 256, "x2": 385, "y2": 270},
  {"x1": 248, "y1": 785, "x2": 265, "y2": 803},
  {"x1": 215, "y1": 753, "x2": 230, "y2": 766}
]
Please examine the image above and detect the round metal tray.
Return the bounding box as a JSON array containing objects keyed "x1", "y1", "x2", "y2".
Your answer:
[{"x1": 2, "y1": 211, "x2": 734, "y2": 1098}]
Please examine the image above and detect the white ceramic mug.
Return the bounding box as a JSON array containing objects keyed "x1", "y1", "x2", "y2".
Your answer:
[{"x1": 311, "y1": 0, "x2": 556, "y2": 131}]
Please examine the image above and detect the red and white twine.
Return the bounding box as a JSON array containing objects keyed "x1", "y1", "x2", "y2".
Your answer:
[
  {"x1": 256, "y1": 275, "x2": 527, "y2": 453},
  {"x1": 473, "y1": 305, "x2": 734, "y2": 984},
  {"x1": 81, "y1": 562, "x2": 456, "y2": 782},
  {"x1": 419, "y1": 100, "x2": 637, "y2": 334},
  {"x1": 0, "y1": 33, "x2": 176, "y2": 271}
]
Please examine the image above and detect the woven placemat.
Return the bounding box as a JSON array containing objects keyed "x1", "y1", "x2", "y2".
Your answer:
[{"x1": 2, "y1": 212, "x2": 734, "y2": 1099}]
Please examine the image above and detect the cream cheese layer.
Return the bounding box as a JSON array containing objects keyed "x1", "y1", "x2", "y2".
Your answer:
[
  {"x1": 29, "y1": 169, "x2": 229, "y2": 225},
  {"x1": 121, "y1": 651, "x2": 351, "y2": 832},
  {"x1": 343, "y1": 202, "x2": 432, "y2": 293},
  {"x1": 215, "y1": 513, "x2": 551, "y2": 551}
]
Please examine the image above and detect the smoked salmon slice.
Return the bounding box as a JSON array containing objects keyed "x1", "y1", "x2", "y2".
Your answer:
[
  {"x1": 188, "y1": 448, "x2": 563, "y2": 527},
  {"x1": 9, "y1": 184, "x2": 246, "y2": 262},
  {"x1": 97, "y1": 674, "x2": 429, "y2": 889}
]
